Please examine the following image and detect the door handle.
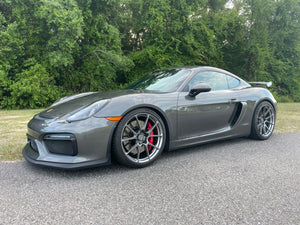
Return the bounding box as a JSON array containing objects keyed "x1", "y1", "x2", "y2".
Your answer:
[{"x1": 230, "y1": 98, "x2": 238, "y2": 103}]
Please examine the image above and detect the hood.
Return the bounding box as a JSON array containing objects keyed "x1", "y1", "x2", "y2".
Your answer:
[{"x1": 38, "y1": 89, "x2": 159, "y2": 119}]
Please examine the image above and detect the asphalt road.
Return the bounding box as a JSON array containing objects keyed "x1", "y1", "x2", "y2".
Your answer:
[{"x1": 0, "y1": 132, "x2": 299, "y2": 225}]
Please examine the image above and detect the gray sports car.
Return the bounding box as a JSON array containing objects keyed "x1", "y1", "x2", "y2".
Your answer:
[{"x1": 23, "y1": 66, "x2": 277, "y2": 169}]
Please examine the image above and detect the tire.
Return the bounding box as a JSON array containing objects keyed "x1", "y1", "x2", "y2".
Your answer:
[
  {"x1": 250, "y1": 101, "x2": 276, "y2": 140},
  {"x1": 113, "y1": 108, "x2": 166, "y2": 168}
]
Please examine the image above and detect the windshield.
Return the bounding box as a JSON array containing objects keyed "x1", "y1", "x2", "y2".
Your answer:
[{"x1": 126, "y1": 69, "x2": 190, "y2": 92}]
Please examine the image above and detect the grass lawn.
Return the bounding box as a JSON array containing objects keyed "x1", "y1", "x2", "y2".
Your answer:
[
  {"x1": 276, "y1": 103, "x2": 300, "y2": 133},
  {"x1": 0, "y1": 103, "x2": 299, "y2": 162},
  {"x1": 0, "y1": 109, "x2": 41, "y2": 161}
]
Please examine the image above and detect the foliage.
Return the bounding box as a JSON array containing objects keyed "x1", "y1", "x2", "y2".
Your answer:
[
  {"x1": 0, "y1": 0, "x2": 299, "y2": 108},
  {"x1": 1, "y1": 63, "x2": 59, "y2": 109}
]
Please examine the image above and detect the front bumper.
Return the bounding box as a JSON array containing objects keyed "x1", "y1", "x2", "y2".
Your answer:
[{"x1": 22, "y1": 116, "x2": 117, "y2": 169}]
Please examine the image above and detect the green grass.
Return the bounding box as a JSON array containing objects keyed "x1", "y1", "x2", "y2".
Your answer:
[
  {"x1": 0, "y1": 103, "x2": 299, "y2": 161},
  {"x1": 275, "y1": 103, "x2": 300, "y2": 133},
  {"x1": 0, "y1": 109, "x2": 41, "y2": 161}
]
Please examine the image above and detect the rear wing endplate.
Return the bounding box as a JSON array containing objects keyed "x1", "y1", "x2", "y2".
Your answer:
[{"x1": 248, "y1": 81, "x2": 272, "y2": 88}]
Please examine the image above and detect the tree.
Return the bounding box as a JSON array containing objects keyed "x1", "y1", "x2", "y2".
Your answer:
[
  {"x1": 0, "y1": 0, "x2": 299, "y2": 108},
  {"x1": 268, "y1": 0, "x2": 300, "y2": 100}
]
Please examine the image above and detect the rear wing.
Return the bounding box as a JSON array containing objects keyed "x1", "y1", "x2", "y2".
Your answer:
[{"x1": 248, "y1": 81, "x2": 272, "y2": 88}]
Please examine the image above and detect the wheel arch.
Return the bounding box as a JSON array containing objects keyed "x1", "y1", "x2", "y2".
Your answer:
[
  {"x1": 109, "y1": 105, "x2": 171, "y2": 156},
  {"x1": 251, "y1": 87, "x2": 277, "y2": 112},
  {"x1": 253, "y1": 97, "x2": 277, "y2": 116}
]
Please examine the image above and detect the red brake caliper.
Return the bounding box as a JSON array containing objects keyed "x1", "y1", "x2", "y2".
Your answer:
[{"x1": 147, "y1": 122, "x2": 154, "y2": 151}]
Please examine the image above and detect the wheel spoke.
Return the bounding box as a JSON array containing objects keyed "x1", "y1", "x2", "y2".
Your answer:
[
  {"x1": 145, "y1": 144, "x2": 150, "y2": 159},
  {"x1": 126, "y1": 124, "x2": 137, "y2": 135},
  {"x1": 149, "y1": 134, "x2": 163, "y2": 138},
  {"x1": 135, "y1": 115, "x2": 142, "y2": 130},
  {"x1": 148, "y1": 143, "x2": 158, "y2": 149},
  {"x1": 126, "y1": 144, "x2": 139, "y2": 155},
  {"x1": 263, "y1": 108, "x2": 271, "y2": 117},
  {"x1": 142, "y1": 114, "x2": 150, "y2": 130},
  {"x1": 137, "y1": 145, "x2": 141, "y2": 162},
  {"x1": 122, "y1": 136, "x2": 136, "y2": 142},
  {"x1": 265, "y1": 125, "x2": 272, "y2": 132},
  {"x1": 263, "y1": 124, "x2": 267, "y2": 135},
  {"x1": 265, "y1": 115, "x2": 272, "y2": 120}
]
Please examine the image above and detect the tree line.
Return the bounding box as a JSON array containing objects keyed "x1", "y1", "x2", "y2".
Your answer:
[{"x1": 0, "y1": 0, "x2": 299, "y2": 109}]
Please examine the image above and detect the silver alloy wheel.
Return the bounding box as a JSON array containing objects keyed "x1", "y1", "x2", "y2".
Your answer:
[
  {"x1": 256, "y1": 103, "x2": 275, "y2": 138},
  {"x1": 121, "y1": 113, "x2": 164, "y2": 163}
]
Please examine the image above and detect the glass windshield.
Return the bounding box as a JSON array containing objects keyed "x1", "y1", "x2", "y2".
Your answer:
[{"x1": 126, "y1": 69, "x2": 190, "y2": 92}]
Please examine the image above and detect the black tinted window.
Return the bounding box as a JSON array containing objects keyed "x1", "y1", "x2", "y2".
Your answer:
[{"x1": 189, "y1": 71, "x2": 228, "y2": 91}]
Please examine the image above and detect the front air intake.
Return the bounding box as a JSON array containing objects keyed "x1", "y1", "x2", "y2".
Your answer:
[{"x1": 43, "y1": 134, "x2": 78, "y2": 156}]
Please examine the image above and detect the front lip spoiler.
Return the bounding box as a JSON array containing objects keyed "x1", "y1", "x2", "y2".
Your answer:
[{"x1": 22, "y1": 147, "x2": 111, "y2": 170}]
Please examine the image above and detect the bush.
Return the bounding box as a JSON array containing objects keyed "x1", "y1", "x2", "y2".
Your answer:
[
  {"x1": 277, "y1": 95, "x2": 293, "y2": 103},
  {"x1": 1, "y1": 64, "x2": 59, "y2": 109}
]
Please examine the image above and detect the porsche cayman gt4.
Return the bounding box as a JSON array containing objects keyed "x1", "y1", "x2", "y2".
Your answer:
[{"x1": 23, "y1": 66, "x2": 277, "y2": 169}]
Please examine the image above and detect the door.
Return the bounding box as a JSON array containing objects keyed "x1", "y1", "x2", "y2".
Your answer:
[{"x1": 177, "y1": 71, "x2": 240, "y2": 139}]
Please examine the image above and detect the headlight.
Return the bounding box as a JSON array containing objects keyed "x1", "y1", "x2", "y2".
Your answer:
[{"x1": 66, "y1": 100, "x2": 108, "y2": 122}]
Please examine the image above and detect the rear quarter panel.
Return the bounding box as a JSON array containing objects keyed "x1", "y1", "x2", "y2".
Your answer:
[
  {"x1": 238, "y1": 87, "x2": 277, "y2": 128},
  {"x1": 239, "y1": 87, "x2": 277, "y2": 110}
]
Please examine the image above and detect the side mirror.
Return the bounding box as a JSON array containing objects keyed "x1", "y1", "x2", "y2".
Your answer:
[{"x1": 188, "y1": 83, "x2": 211, "y2": 97}]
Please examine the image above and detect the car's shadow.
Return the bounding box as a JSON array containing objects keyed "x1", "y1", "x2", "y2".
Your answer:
[{"x1": 23, "y1": 136, "x2": 260, "y2": 178}]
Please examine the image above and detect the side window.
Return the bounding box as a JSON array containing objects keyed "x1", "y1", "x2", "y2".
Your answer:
[
  {"x1": 227, "y1": 76, "x2": 240, "y2": 89},
  {"x1": 188, "y1": 71, "x2": 229, "y2": 91}
]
